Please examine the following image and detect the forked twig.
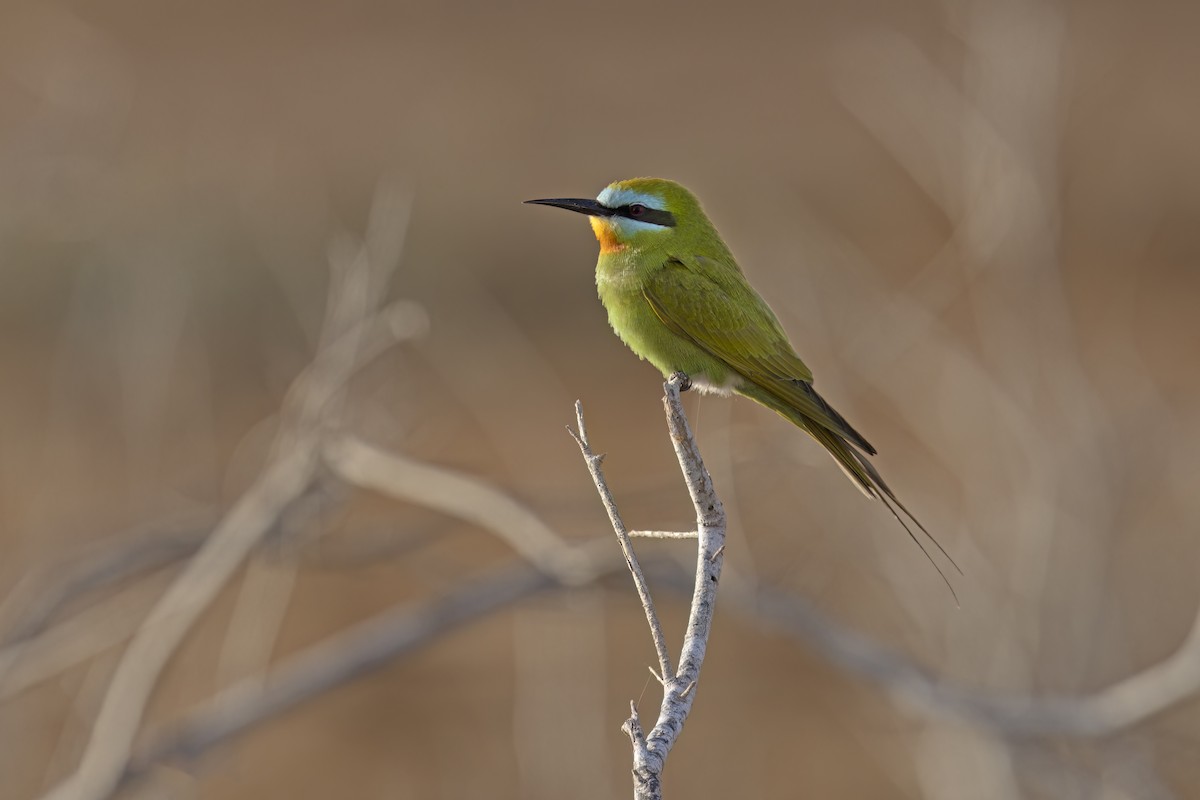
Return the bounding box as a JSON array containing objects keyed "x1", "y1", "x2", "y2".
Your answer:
[
  {"x1": 568, "y1": 403, "x2": 674, "y2": 682},
  {"x1": 570, "y1": 374, "x2": 726, "y2": 800}
]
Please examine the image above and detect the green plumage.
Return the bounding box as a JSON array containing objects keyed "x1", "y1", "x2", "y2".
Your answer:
[
  {"x1": 527, "y1": 177, "x2": 959, "y2": 593},
  {"x1": 593, "y1": 179, "x2": 881, "y2": 488}
]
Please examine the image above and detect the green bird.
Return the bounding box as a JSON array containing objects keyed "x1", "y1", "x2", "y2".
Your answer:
[{"x1": 527, "y1": 177, "x2": 959, "y2": 593}]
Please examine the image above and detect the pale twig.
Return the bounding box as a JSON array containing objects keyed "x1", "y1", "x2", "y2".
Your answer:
[
  {"x1": 622, "y1": 701, "x2": 655, "y2": 795},
  {"x1": 629, "y1": 531, "x2": 698, "y2": 540},
  {"x1": 568, "y1": 402, "x2": 675, "y2": 684},
  {"x1": 572, "y1": 374, "x2": 726, "y2": 800},
  {"x1": 640, "y1": 376, "x2": 726, "y2": 791}
]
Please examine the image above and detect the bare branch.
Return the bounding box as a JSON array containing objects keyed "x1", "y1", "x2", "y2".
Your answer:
[
  {"x1": 639, "y1": 377, "x2": 726, "y2": 792},
  {"x1": 629, "y1": 531, "x2": 698, "y2": 540},
  {"x1": 573, "y1": 375, "x2": 726, "y2": 800},
  {"x1": 569, "y1": 401, "x2": 675, "y2": 685},
  {"x1": 622, "y1": 701, "x2": 655, "y2": 795}
]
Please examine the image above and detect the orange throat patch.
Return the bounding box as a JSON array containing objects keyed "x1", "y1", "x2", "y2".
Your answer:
[{"x1": 589, "y1": 218, "x2": 627, "y2": 254}]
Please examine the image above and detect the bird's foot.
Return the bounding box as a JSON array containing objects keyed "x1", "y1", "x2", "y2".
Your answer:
[{"x1": 668, "y1": 372, "x2": 692, "y2": 392}]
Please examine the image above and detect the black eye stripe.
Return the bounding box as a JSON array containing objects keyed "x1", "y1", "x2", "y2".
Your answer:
[{"x1": 610, "y1": 204, "x2": 676, "y2": 227}]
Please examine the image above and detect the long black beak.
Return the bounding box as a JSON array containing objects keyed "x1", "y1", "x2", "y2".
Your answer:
[{"x1": 524, "y1": 197, "x2": 612, "y2": 217}]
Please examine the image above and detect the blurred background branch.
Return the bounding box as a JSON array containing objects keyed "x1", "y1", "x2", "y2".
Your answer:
[{"x1": 37, "y1": 181, "x2": 419, "y2": 800}]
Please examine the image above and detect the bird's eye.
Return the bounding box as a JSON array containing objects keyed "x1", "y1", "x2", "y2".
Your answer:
[{"x1": 628, "y1": 204, "x2": 646, "y2": 216}]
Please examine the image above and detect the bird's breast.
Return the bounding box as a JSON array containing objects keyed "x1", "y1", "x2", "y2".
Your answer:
[{"x1": 594, "y1": 250, "x2": 639, "y2": 290}]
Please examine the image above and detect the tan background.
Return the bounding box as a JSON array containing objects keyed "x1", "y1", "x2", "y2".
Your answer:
[{"x1": 3, "y1": 0, "x2": 1200, "y2": 797}]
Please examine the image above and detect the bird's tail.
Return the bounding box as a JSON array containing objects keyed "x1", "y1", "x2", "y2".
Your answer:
[{"x1": 738, "y1": 381, "x2": 962, "y2": 602}]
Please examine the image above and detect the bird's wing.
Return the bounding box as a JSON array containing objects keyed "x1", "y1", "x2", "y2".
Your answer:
[
  {"x1": 646, "y1": 256, "x2": 813, "y2": 381},
  {"x1": 644, "y1": 255, "x2": 876, "y2": 454}
]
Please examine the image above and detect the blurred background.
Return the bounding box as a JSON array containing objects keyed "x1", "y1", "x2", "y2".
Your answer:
[{"x1": 2, "y1": 0, "x2": 1199, "y2": 797}]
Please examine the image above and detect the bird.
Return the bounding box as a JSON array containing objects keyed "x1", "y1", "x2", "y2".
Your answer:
[{"x1": 526, "y1": 177, "x2": 960, "y2": 596}]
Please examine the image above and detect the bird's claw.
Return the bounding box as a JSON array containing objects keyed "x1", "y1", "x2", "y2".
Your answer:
[{"x1": 669, "y1": 372, "x2": 692, "y2": 392}]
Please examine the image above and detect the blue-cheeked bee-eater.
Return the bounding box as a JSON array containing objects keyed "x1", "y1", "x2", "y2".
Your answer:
[{"x1": 527, "y1": 177, "x2": 960, "y2": 596}]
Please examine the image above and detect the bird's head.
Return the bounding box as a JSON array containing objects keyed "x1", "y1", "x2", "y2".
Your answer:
[{"x1": 526, "y1": 177, "x2": 705, "y2": 254}]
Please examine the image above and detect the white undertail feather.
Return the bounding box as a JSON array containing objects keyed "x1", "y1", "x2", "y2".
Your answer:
[{"x1": 688, "y1": 373, "x2": 739, "y2": 396}]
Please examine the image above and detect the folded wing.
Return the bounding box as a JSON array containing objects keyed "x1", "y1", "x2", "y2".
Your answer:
[{"x1": 643, "y1": 256, "x2": 876, "y2": 455}]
